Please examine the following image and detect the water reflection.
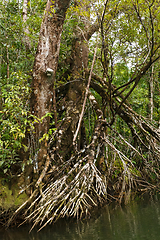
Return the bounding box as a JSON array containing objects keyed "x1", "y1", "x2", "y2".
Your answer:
[{"x1": 1, "y1": 196, "x2": 160, "y2": 240}]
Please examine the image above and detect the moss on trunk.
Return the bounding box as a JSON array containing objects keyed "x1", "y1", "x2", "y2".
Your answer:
[{"x1": 0, "y1": 177, "x2": 28, "y2": 211}]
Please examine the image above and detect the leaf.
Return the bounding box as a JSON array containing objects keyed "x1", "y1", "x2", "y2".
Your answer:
[{"x1": 4, "y1": 169, "x2": 8, "y2": 174}]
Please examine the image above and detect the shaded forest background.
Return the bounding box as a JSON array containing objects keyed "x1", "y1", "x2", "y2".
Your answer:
[{"x1": 0, "y1": 0, "x2": 160, "y2": 229}]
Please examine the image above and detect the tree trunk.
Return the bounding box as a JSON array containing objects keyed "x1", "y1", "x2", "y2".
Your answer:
[
  {"x1": 22, "y1": 0, "x2": 71, "y2": 187},
  {"x1": 6, "y1": 46, "x2": 9, "y2": 79},
  {"x1": 22, "y1": 0, "x2": 31, "y2": 51},
  {"x1": 150, "y1": 65, "x2": 154, "y2": 122},
  {"x1": 52, "y1": 9, "x2": 99, "y2": 158}
]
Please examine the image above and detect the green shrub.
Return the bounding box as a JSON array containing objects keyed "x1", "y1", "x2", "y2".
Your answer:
[{"x1": 0, "y1": 72, "x2": 30, "y2": 173}]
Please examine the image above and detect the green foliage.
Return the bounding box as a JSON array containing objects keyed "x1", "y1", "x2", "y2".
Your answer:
[
  {"x1": 114, "y1": 62, "x2": 130, "y2": 86},
  {"x1": 0, "y1": 72, "x2": 30, "y2": 172},
  {"x1": 0, "y1": 0, "x2": 46, "y2": 173},
  {"x1": 0, "y1": 0, "x2": 45, "y2": 78},
  {"x1": 131, "y1": 78, "x2": 150, "y2": 116}
]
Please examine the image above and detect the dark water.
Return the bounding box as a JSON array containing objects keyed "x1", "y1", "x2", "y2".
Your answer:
[{"x1": 1, "y1": 196, "x2": 160, "y2": 240}]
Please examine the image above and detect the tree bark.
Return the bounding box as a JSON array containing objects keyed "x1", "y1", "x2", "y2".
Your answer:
[
  {"x1": 52, "y1": 4, "x2": 99, "y2": 157},
  {"x1": 6, "y1": 46, "x2": 9, "y2": 79},
  {"x1": 28, "y1": 0, "x2": 71, "y2": 172},
  {"x1": 22, "y1": 0, "x2": 31, "y2": 51},
  {"x1": 150, "y1": 65, "x2": 154, "y2": 122}
]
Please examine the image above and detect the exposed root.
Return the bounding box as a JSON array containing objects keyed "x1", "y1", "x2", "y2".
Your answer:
[{"x1": 24, "y1": 158, "x2": 107, "y2": 231}]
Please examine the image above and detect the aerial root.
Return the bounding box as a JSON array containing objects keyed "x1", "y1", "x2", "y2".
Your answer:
[{"x1": 23, "y1": 157, "x2": 107, "y2": 230}]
